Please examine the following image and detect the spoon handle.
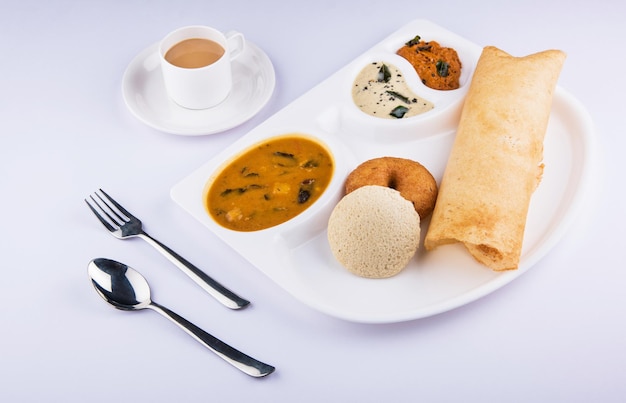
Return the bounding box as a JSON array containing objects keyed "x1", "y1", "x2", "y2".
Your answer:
[{"x1": 148, "y1": 302, "x2": 275, "y2": 378}]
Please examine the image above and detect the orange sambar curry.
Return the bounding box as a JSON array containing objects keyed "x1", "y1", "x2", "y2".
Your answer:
[{"x1": 206, "y1": 135, "x2": 334, "y2": 232}]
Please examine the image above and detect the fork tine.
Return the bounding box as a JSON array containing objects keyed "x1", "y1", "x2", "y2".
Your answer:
[
  {"x1": 98, "y1": 188, "x2": 133, "y2": 218},
  {"x1": 85, "y1": 197, "x2": 116, "y2": 232},
  {"x1": 92, "y1": 193, "x2": 127, "y2": 225}
]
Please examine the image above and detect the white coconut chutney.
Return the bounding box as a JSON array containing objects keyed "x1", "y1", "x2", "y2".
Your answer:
[{"x1": 352, "y1": 61, "x2": 434, "y2": 119}]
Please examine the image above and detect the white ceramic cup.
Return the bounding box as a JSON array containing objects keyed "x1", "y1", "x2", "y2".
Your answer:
[{"x1": 159, "y1": 26, "x2": 245, "y2": 110}]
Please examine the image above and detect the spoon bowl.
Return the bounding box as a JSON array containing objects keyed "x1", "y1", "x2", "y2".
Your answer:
[
  {"x1": 88, "y1": 258, "x2": 152, "y2": 310},
  {"x1": 88, "y1": 258, "x2": 275, "y2": 378}
]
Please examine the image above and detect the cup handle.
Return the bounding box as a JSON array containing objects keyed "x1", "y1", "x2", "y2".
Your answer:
[{"x1": 225, "y1": 31, "x2": 245, "y2": 61}]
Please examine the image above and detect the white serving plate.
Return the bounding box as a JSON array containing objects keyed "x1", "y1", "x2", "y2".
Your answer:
[{"x1": 171, "y1": 19, "x2": 595, "y2": 323}]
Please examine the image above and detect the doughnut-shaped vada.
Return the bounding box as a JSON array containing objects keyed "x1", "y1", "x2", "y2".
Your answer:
[{"x1": 345, "y1": 157, "x2": 438, "y2": 219}]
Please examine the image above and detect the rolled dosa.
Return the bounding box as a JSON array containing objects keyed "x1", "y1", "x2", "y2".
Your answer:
[{"x1": 424, "y1": 46, "x2": 566, "y2": 271}]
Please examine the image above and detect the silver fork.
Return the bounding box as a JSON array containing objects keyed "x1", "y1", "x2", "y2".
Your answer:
[{"x1": 85, "y1": 189, "x2": 250, "y2": 310}]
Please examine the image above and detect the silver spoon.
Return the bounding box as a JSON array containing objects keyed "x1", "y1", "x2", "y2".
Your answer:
[{"x1": 87, "y1": 258, "x2": 275, "y2": 378}]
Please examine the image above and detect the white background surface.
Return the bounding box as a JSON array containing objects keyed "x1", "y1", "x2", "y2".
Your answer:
[{"x1": 1, "y1": 1, "x2": 623, "y2": 402}]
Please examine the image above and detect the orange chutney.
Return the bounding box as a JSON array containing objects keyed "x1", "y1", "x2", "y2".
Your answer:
[{"x1": 205, "y1": 135, "x2": 334, "y2": 232}]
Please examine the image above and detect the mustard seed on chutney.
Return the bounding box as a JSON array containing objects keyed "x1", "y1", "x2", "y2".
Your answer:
[
  {"x1": 206, "y1": 135, "x2": 334, "y2": 232},
  {"x1": 397, "y1": 35, "x2": 462, "y2": 90}
]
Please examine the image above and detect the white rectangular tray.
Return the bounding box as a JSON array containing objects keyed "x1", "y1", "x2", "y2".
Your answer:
[{"x1": 171, "y1": 19, "x2": 595, "y2": 323}]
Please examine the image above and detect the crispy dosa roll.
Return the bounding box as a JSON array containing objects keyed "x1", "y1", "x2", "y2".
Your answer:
[{"x1": 424, "y1": 46, "x2": 566, "y2": 271}]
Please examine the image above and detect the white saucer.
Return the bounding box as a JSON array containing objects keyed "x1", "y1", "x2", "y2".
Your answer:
[{"x1": 122, "y1": 41, "x2": 276, "y2": 135}]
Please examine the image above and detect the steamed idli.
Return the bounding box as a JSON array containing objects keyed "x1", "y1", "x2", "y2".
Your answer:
[{"x1": 327, "y1": 185, "x2": 420, "y2": 278}]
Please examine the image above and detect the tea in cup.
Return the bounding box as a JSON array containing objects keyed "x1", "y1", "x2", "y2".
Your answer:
[{"x1": 159, "y1": 26, "x2": 245, "y2": 109}]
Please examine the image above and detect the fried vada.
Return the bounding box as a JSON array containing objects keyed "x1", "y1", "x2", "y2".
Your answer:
[{"x1": 345, "y1": 157, "x2": 438, "y2": 219}]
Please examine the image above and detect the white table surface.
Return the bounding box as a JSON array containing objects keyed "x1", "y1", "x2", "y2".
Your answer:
[{"x1": 1, "y1": 1, "x2": 624, "y2": 401}]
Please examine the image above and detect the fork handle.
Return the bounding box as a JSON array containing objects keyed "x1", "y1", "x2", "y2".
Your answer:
[{"x1": 138, "y1": 232, "x2": 250, "y2": 309}]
